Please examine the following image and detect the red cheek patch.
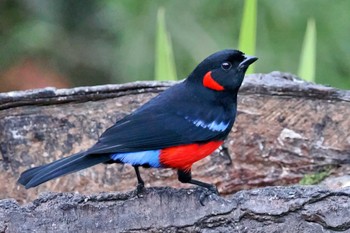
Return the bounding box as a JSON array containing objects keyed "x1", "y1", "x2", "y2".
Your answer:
[{"x1": 203, "y1": 71, "x2": 224, "y2": 91}]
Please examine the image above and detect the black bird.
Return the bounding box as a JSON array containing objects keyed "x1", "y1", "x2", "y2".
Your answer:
[{"x1": 18, "y1": 49, "x2": 257, "y2": 202}]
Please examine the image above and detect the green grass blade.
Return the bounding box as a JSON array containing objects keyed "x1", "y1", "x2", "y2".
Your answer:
[
  {"x1": 298, "y1": 18, "x2": 316, "y2": 82},
  {"x1": 155, "y1": 7, "x2": 177, "y2": 81},
  {"x1": 238, "y1": 0, "x2": 257, "y2": 74}
]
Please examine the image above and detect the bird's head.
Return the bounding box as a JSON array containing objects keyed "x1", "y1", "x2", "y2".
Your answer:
[{"x1": 188, "y1": 49, "x2": 258, "y2": 93}]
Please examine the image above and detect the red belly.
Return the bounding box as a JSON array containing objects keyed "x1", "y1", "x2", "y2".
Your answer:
[{"x1": 159, "y1": 141, "x2": 223, "y2": 171}]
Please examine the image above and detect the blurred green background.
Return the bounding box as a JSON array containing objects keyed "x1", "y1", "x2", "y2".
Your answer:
[{"x1": 0, "y1": 0, "x2": 349, "y2": 92}]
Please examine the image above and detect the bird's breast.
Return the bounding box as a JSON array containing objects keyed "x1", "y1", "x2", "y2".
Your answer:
[{"x1": 159, "y1": 141, "x2": 223, "y2": 171}]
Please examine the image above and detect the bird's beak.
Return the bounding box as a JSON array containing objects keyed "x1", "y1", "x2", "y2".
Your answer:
[{"x1": 239, "y1": 55, "x2": 258, "y2": 68}]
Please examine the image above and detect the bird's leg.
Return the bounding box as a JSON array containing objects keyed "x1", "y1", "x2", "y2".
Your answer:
[
  {"x1": 134, "y1": 166, "x2": 145, "y2": 195},
  {"x1": 219, "y1": 141, "x2": 232, "y2": 165},
  {"x1": 177, "y1": 169, "x2": 216, "y2": 191},
  {"x1": 177, "y1": 169, "x2": 218, "y2": 205}
]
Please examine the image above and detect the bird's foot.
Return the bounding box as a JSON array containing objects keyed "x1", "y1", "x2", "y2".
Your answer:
[
  {"x1": 134, "y1": 182, "x2": 145, "y2": 197},
  {"x1": 199, "y1": 185, "x2": 219, "y2": 206}
]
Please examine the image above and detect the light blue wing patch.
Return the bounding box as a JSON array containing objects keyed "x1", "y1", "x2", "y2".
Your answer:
[
  {"x1": 185, "y1": 117, "x2": 230, "y2": 132},
  {"x1": 110, "y1": 150, "x2": 161, "y2": 168}
]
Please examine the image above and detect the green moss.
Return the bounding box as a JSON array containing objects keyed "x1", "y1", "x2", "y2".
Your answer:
[{"x1": 299, "y1": 170, "x2": 330, "y2": 185}]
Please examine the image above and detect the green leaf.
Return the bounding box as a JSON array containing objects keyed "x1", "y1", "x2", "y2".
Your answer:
[
  {"x1": 298, "y1": 18, "x2": 317, "y2": 82},
  {"x1": 155, "y1": 7, "x2": 177, "y2": 81},
  {"x1": 238, "y1": 0, "x2": 257, "y2": 74}
]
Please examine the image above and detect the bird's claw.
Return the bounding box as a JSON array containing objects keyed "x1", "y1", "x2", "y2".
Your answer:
[
  {"x1": 135, "y1": 183, "x2": 145, "y2": 197},
  {"x1": 199, "y1": 185, "x2": 219, "y2": 206}
]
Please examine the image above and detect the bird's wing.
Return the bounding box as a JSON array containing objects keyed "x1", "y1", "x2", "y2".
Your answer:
[{"x1": 86, "y1": 108, "x2": 231, "y2": 155}]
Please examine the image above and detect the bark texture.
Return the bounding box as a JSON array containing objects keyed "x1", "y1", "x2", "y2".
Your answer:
[
  {"x1": 0, "y1": 186, "x2": 349, "y2": 232},
  {"x1": 0, "y1": 72, "x2": 349, "y2": 203}
]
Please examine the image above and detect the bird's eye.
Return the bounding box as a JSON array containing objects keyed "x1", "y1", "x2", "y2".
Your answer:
[{"x1": 221, "y1": 62, "x2": 232, "y2": 71}]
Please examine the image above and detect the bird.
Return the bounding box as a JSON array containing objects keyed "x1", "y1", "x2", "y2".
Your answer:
[{"x1": 18, "y1": 49, "x2": 257, "y2": 202}]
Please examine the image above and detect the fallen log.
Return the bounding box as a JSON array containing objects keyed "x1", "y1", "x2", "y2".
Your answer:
[
  {"x1": 0, "y1": 186, "x2": 349, "y2": 232},
  {"x1": 0, "y1": 72, "x2": 349, "y2": 203}
]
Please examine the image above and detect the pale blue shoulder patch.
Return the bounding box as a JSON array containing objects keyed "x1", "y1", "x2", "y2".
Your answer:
[
  {"x1": 110, "y1": 150, "x2": 161, "y2": 168},
  {"x1": 185, "y1": 117, "x2": 230, "y2": 132}
]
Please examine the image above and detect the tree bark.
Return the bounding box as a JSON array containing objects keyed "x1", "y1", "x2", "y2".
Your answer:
[
  {"x1": 0, "y1": 72, "x2": 349, "y2": 203},
  {"x1": 0, "y1": 186, "x2": 349, "y2": 232}
]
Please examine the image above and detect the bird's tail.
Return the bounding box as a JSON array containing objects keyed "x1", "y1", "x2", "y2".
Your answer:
[{"x1": 18, "y1": 152, "x2": 111, "y2": 189}]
